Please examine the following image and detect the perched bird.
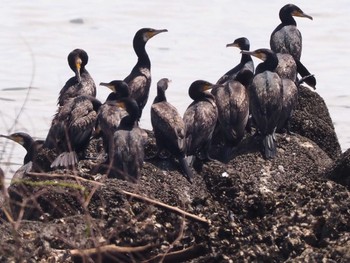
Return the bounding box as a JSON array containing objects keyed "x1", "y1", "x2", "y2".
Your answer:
[
  {"x1": 217, "y1": 37, "x2": 254, "y2": 85},
  {"x1": 124, "y1": 27, "x2": 168, "y2": 118},
  {"x1": 44, "y1": 95, "x2": 102, "y2": 168},
  {"x1": 109, "y1": 98, "x2": 145, "y2": 181},
  {"x1": 213, "y1": 37, "x2": 254, "y2": 160},
  {"x1": 151, "y1": 78, "x2": 193, "y2": 182},
  {"x1": 241, "y1": 49, "x2": 283, "y2": 159},
  {"x1": 0, "y1": 132, "x2": 44, "y2": 174},
  {"x1": 276, "y1": 53, "x2": 297, "y2": 81},
  {"x1": 58, "y1": 49, "x2": 96, "y2": 106},
  {"x1": 270, "y1": 4, "x2": 313, "y2": 61},
  {"x1": 211, "y1": 79, "x2": 250, "y2": 160},
  {"x1": 96, "y1": 80, "x2": 130, "y2": 160},
  {"x1": 275, "y1": 53, "x2": 298, "y2": 133},
  {"x1": 183, "y1": 80, "x2": 218, "y2": 162}
]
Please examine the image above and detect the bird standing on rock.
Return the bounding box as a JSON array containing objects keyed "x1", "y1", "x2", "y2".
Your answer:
[
  {"x1": 110, "y1": 98, "x2": 145, "y2": 181},
  {"x1": 213, "y1": 37, "x2": 254, "y2": 160},
  {"x1": 270, "y1": 4, "x2": 313, "y2": 61},
  {"x1": 274, "y1": 53, "x2": 298, "y2": 134},
  {"x1": 58, "y1": 49, "x2": 96, "y2": 106},
  {"x1": 124, "y1": 27, "x2": 168, "y2": 119},
  {"x1": 151, "y1": 78, "x2": 193, "y2": 182},
  {"x1": 211, "y1": 79, "x2": 250, "y2": 161},
  {"x1": 96, "y1": 80, "x2": 130, "y2": 162},
  {"x1": 44, "y1": 95, "x2": 102, "y2": 168},
  {"x1": 183, "y1": 80, "x2": 218, "y2": 163},
  {"x1": 44, "y1": 48, "x2": 100, "y2": 169},
  {"x1": 241, "y1": 49, "x2": 283, "y2": 159}
]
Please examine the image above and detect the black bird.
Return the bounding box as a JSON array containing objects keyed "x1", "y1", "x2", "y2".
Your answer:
[
  {"x1": 183, "y1": 80, "x2": 218, "y2": 162},
  {"x1": 58, "y1": 49, "x2": 96, "y2": 106},
  {"x1": 0, "y1": 132, "x2": 44, "y2": 174},
  {"x1": 270, "y1": 4, "x2": 313, "y2": 61},
  {"x1": 276, "y1": 53, "x2": 297, "y2": 81},
  {"x1": 109, "y1": 98, "x2": 145, "y2": 181},
  {"x1": 124, "y1": 28, "x2": 168, "y2": 118},
  {"x1": 275, "y1": 53, "x2": 298, "y2": 133},
  {"x1": 217, "y1": 37, "x2": 254, "y2": 85},
  {"x1": 241, "y1": 49, "x2": 283, "y2": 159},
  {"x1": 151, "y1": 78, "x2": 193, "y2": 182},
  {"x1": 44, "y1": 95, "x2": 102, "y2": 168},
  {"x1": 211, "y1": 78, "x2": 250, "y2": 161},
  {"x1": 96, "y1": 80, "x2": 130, "y2": 161}
]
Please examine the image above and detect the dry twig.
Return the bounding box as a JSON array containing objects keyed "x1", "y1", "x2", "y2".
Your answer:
[{"x1": 118, "y1": 189, "x2": 209, "y2": 224}]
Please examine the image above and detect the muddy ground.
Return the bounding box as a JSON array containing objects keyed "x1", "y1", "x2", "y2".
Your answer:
[{"x1": 0, "y1": 85, "x2": 349, "y2": 262}]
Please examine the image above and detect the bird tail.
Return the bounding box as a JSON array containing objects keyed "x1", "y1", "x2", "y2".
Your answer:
[
  {"x1": 179, "y1": 157, "x2": 193, "y2": 183},
  {"x1": 263, "y1": 134, "x2": 277, "y2": 159},
  {"x1": 50, "y1": 151, "x2": 78, "y2": 168}
]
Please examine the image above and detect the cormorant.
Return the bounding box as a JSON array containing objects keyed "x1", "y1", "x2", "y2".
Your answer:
[
  {"x1": 241, "y1": 49, "x2": 283, "y2": 159},
  {"x1": 274, "y1": 53, "x2": 298, "y2": 133},
  {"x1": 44, "y1": 95, "x2": 102, "y2": 168},
  {"x1": 217, "y1": 37, "x2": 254, "y2": 85},
  {"x1": 151, "y1": 78, "x2": 193, "y2": 182},
  {"x1": 0, "y1": 132, "x2": 44, "y2": 173},
  {"x1": 124, "y1": 28, "x2": 168, "y2": 118},
  {"x1": 109, "y1": 98, "x2": 145, "y2": 181},
  {"x1": 58, "y1": 49, "x2": 96, "y2": 106},
  {"x1": 211, "y1": 78, "x2": 250, "y2": 161},
  {"x1": 183, "y1": 80, "x2": 218, "y2": 162},
  {"x1": 213, "y1": 37, "x2": 254, "y2": 159},
  {"x1": 270, "y1": 4, "x2": 313, "y2": 61},
  {"x1": 96, "y1": 80, "x2": 130, "y2": 161},
  {"x1": 276, "y1": 53, "x2": 297, "y2": 81}
]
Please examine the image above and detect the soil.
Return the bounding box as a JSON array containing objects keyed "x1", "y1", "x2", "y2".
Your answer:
[{"x1": 0, "y1": 85, "x2": 349, "y2": 263}]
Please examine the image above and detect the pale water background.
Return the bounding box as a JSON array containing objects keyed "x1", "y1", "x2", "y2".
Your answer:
[{"x1": 1, "y1": 0, "x2": 349, "y2": 183}]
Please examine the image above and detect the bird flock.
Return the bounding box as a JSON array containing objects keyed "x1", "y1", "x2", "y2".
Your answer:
[{"x1": 1, "y1": 4, "x2": 316, "y2": 183}]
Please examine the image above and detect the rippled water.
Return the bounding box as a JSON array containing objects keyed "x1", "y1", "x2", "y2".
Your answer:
[{"x1": 1, "y1": 0, "x2": 349, "y2": 183}]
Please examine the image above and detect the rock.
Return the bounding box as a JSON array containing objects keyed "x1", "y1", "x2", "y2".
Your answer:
[
  {"x1": 290, "y1": 85, "x2": 342, "y2": 160},
  {"x1": 324, "y1": 149, "x2": 350, "y2": 189},
  {"x1": 2, "y1": 130, "x2": 349, "y2": 262}
]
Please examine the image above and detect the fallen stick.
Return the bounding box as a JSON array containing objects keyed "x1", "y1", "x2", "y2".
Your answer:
[
  {"x1": 118, "y1": 189, "x2": 209, "y2": 224},
  {"x1": 142, "y1": 244, "x2": 207, "y2": 263},
  {"x1": 25, "y1": 172, "x2": 104, "y2": 186},
  {"x1": 70, "y1": 243, "x2": 152, "y2": 258}
]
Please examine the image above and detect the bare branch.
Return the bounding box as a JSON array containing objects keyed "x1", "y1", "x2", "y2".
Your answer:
[{"x1": 118, "y1": 189, "x2": 209, "y2": 224}]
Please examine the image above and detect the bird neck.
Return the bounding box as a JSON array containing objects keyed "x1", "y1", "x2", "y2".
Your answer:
[
  {"x1": 196, "y1": 91, "x2": 215, "y2": 102},
  {"x1": 256, "y1": 53, "x2": 278, "y2": 73},
  {"x1": 134, "y1": 41, "x2": 151, "y2": 69},
  {"x1": 280, "y1": 11, "x2": 297, "y2": 26},
  {"x1": 241, "y1": 53, "x2": 252, "y2": 64},
  {"x1": 119, "y1": 115, "x2": 137, "y2": 130},
  {"x1": 154, "y1": 89, "x2": 167, "y2": 104},
  {"x1": 23, "y1": 138, "x2": 37, "y2": 164}
]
